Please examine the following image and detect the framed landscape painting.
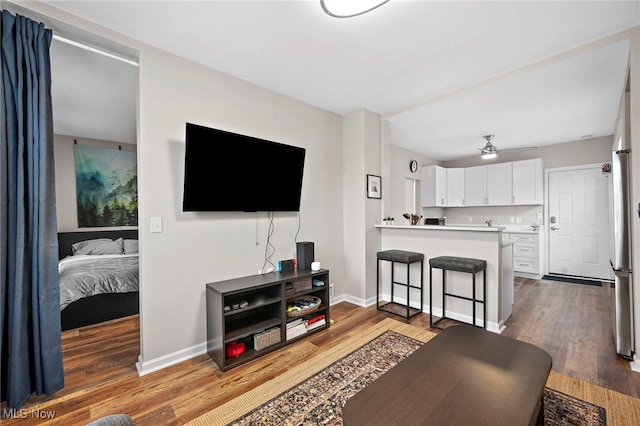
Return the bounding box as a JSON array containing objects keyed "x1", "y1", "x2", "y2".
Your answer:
[{"x1": 74, "y1": 144, "x2": 138, "y2": 227}]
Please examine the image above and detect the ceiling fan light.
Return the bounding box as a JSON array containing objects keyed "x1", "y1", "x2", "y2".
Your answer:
[
  {"x1": 481, "y1": 152, "x2": 497, "y2": 160},
  {"x1": 320, "y1": 0, "x2": 391, "y2": 18},
  {"x1": 479, "y1": 134, "x2": 497, "y2": 159}
]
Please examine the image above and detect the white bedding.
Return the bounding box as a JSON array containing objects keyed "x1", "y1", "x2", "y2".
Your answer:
[{"x1": 58, "y1": 254, "x2": 139, "y2": 310}]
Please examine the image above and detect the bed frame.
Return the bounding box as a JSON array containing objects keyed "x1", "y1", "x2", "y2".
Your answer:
[{"x1": 58, "y1": 230, "x2": 139, "y2": 331}]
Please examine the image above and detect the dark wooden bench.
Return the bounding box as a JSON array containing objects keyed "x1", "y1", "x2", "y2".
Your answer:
[{"x1": 343, "y1": 325, "x2": 552, "y2": 425}]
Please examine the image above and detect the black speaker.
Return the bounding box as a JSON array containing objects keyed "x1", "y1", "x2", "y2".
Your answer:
[{"x1": 296, "y1": 241, "x2": 314, "y2": 270}]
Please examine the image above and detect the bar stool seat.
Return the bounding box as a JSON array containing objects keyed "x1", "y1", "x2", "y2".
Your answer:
[
  {"x1": 377, "y1": 249, "x2": 424, "y2": 264},
  {"x1": 377, "y1": 250, "x2": 424, "y2": 320},
  {"x1": 429, "y1": 256, "x2": 486, "y2": 274},
  {"x1": 429, "y1": 255, "x2": 486, "y2": 329}
]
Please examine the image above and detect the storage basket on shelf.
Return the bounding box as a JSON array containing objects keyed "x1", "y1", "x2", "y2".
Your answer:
[{"x1": 286, "y1": 296, "x2": 322, "y2": 318}]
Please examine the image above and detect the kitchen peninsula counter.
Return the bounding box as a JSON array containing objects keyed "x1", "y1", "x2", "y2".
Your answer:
[
  {"x1": 376, "y1": 224, "x2": 512, "y2": 332},
  {"x1": 376, "y1": 224, "x2": 504, "y2": 232}
]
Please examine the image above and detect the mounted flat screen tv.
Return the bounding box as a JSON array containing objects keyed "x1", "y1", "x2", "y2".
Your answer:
[{"x1": 183, "y1": 123, "x2": 306, "y2": 212}]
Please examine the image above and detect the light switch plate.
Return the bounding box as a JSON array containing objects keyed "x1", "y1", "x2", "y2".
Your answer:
[{"x1": 150, "y1": 217, "x2": 163, "y2": 233}]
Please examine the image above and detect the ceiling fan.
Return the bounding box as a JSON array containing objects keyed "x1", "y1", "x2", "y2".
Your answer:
[{"x1": 478, "y1": 134, "x2": 537, "y2": 160}]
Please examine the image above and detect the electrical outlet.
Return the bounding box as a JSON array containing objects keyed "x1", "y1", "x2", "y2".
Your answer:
[
  {"x1": 468, "y1": 216, "x2": 473, "y2": 223},
  {"x1": 537, "y1": 212, "x2": 543, "y2": 220},
  {"x1": 516, "y1": 217, "x2": 522, "y2": 224},
  {"x1": 329, "y1": 283, "x2": 334, "y2": 298},
  {"x1": 509, "y1": 217, "x2": 515, "y2": 224}
]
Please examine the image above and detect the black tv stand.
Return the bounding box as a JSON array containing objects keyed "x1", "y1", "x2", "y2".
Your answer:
[{"x1": 206, "y1": 269, "x2": 330, "y2": 370}]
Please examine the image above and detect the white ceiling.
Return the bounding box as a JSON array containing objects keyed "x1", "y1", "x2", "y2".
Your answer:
[
  {"x1": 50, "y1": 38, "x2": 137, "y2": 144},
  {"x1": 42, "y1": 0, "x2": 638, "y2": 160}
]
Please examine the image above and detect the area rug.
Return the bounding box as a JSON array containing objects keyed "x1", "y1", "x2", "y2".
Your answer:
[
  {"x1": 542, "y1": 274, "x2": 603, "y2": 286},
  {"x1": 186, "y1": 319, "x2": 618, "y2": 426}
]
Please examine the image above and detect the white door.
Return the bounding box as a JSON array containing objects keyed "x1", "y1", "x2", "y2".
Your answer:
[{"x1": 548, "y1": 166, "x2": 612, "y2": 279}]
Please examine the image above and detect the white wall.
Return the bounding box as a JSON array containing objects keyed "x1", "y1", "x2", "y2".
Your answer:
[
  {"x1": 136, "y1": 47, "x2": 343, "y2": 369},
  {"x1": 53, "y1": 134, "x2": 136, "y2": 232},
  {"x1": 341, "y1": 111, "x2": 367, "y2": 303},
  {"x1": 363, "y1": 111, "x2": 382, "y2": 302},
  {"x1": 342, "y1": 110, "x2": 383, "y2": 304},
  {"x1": 388, "y1": 143, "x2": 442, "y2": 225}
]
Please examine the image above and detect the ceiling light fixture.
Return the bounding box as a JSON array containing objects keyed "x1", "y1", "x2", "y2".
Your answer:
[
  {"x1": 320, "y1": 0, "x2": 391, "y2": 18},
  {"x1": 480, "y1": 134, "x2": 498, "y2": 160}
]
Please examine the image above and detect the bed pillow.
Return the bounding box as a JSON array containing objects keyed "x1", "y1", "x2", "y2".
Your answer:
[
  {"x1": 123, "y1": 239, "x2": 138, "y2": 254},
  {"x1": 72, "y1": 238, "x2": 124, "y2": 255}
]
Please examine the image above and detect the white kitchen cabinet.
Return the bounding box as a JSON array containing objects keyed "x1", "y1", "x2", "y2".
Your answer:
[
  {"x1": 508, "y1": 232, "x2": 543, "y2": 278},
  {"x1": 446, "y1": 168, "x2": 465, "y2": 206},
  {"x1": 512, "y1": 158, "x2": 544, "y2": 205},
  {"x1": 464, "y1": 165, "x2": 487, "y2": 206},
  {"x1": 486, "y1": 162, "x2": 512, "y2": 205},
  {"x1": 422, "y1": 159, "x2": 543, "y2": 208},
  {"x1": 421, "y1": 165, "x2": 447, "y2": 207}
]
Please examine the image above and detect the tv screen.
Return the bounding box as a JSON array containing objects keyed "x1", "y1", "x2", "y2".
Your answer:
[{"x1": 183, "y1": 123, "x2": 306, "y2": 212}]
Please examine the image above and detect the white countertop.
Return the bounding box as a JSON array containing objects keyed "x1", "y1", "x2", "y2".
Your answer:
[
  {"x1": 376, "y1": 224, "x2": 543, "y2": 234},
  {"x1": 499, "y1": 225, "x2": 543, "y2": 234},
  {"x1": 376, "y1": 224, "x2": 503, "y2": 232}
]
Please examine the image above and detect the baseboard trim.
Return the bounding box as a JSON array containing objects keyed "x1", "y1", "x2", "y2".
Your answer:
[
  {"x1": 332, "y1": 294, "x2": 502, "y2": 334},
  {"x1": 514, "y1": 271, "x2": 543, "y2": 279},
  {"x1": 137, "y1": 295, "x2": 502, "y2": 376},
  {"x1": 631, "y1": 353, "x2": 640, "y2": 373},
  {"x1": 136, "y1": 342, "x2": 207, "y2": 376}
]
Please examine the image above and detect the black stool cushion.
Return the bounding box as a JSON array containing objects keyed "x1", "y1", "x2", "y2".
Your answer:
[
  {"x1": 377, "y1": 250, "x2": 424, "y2": 264},
  {"x1": 429, "y1": 256, "x2": 486, "y2": 273}
]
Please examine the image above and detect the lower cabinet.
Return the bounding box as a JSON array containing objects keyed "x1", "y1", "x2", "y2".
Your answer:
[
  {"x1": 508, "y1": 233, "x2": 543, "y2": 278},
  {"x1": 206, "y1": 269, "x2": 330, "y2": 371}
]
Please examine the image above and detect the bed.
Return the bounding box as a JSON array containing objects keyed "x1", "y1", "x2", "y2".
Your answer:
[{"x1": 58, "y1": 230, "x2": 139, "y2": 330}]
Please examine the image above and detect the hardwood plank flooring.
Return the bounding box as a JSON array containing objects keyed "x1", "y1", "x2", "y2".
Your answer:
[
  {"x1": 2, "y1": 277, "x2": 638, "y2": 425},
  {"x1": 502, "y1": 277, "x2": 640, "y2": 398}
]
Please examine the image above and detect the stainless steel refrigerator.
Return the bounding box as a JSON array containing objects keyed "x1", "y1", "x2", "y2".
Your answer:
[{"x1": 610, "y1": 94, "x2": 634, "y2": 360}]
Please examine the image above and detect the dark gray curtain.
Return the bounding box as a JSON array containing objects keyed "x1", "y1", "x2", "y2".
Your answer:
[{"x1": 1, "y1": 10, "x2": 64, "y2": 409}]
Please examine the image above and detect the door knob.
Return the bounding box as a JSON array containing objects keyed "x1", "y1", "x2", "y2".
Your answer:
[{"x1": 551, "y1": 226, "x2": 560, "y2": 230}]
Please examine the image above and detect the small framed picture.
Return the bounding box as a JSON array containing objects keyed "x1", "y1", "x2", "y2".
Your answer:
[{"x1": 367, "y1": 174, "x2": 381, "y2": 199}]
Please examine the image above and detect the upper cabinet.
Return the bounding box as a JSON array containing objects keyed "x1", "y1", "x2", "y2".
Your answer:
[
  {"x1": 422, "y1": 159, "x2": 543, "y2": 208},
  {"x1": 421, "y1": 165, "x2": 447, "y2": 207},
  {"x1": 512, "y1": 159, "x2": 543, "y2": 205},
  {"x1": 486, "y1": 162, "x2": 512, "y2": 205},
  {"x1": 464, "y1": 166, "x2": 486, "y2": 206},
  {"x1": 446, "y1": 168, "x2": 465, "y2": 207}
]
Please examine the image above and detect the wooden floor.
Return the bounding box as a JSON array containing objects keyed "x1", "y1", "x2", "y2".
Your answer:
[{"x1": 2, "y1": 277, "x2": 639, "y2": 425}]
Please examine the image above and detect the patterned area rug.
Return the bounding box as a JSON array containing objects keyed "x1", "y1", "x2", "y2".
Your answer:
[{"x1": 229, "y1": 331, "x2": 606, "y2": 426}]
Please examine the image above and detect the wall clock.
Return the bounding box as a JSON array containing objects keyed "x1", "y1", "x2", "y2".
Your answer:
[{"x1": 409, "y1": 160, "x2": 418, "y2": 173}]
